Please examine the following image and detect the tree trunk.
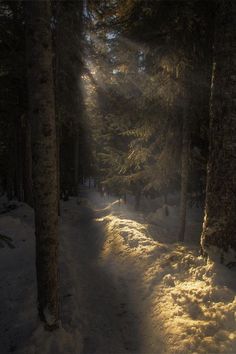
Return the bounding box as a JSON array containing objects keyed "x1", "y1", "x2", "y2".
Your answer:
[
  {"x1": 22, "y1": 113, "x2": 33, "y2": 206},
  {"x1": 164, "y1": 193, "x2": 169, "y2": 216},
  {"x1": 56, "y1": 125, "x2": 60, "y2": 215},
  {"x1": 201, "y1": 0, "x2": 236, "y2": 263},
  {"x1": 178, "y1": 101, "x2": 190, "y2": 242},
  {"x1": 6, "y1": 173, "x2": 14, "y2": 201},
  {"x1": 54, "y1": 16, "x2": 61, "y2": 216},
  {"x1": 15, "y1": 115, "x2": 24, "y2": 202},
  {"x1": 25, "y1": 0, "x2": 59, "y2": 328},
  {"x1": 74, "y1": 132, "x2": 79, "y2": 197},
  {"x1": 135, "y1": 190, "x2": 141, "y2": 211}
]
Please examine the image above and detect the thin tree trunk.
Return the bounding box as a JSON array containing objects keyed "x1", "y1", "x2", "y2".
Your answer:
[
  {"x1": 22, "y1": 113, "x2": 33, "y2": 206},
  {"x1": 6, "y1": 174, "x2": 14, "y2": 201},
  {"x1": 201, "y1": 0, "x2": 236, "y2": 263},
  {"x1": 178, "y1": 101, "x2": 190, "y2": 242},
  {"x1": 135, "y1": 190, "x2": 141, "y2": 211},
  {"x1": 74, "y1": 132, "x2": 79, "y2": 197},
  {"x1": 164, "y1": 193, "x2": 169, "y2": 216},
  {"x1": 54, "y1": 17, "x2": 61, "y2": 216},
  {"x1": 7, "y1": 139, "x2": 15, "y2": 200},
  {"x1": 15, "y1": 116, "x2": 24, "y2": 201},
  {"x1": 25, "y1": 0, "x2": 59, "y2": 329},
  {"x1": 56, "y1": 125, "x2": 60, "y2": 215}
]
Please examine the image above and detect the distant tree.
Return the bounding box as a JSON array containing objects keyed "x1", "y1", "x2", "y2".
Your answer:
[
  {"x1": 85, "y1": 0, "x2": 214, "y2": 221},
  {"x1": 25, "y1": 0, "x2": 59, "y2": 328},
  {"x1": 201, "y1": 0, "x2": 236, "y2": 264},
  {"x1": 53, "y1": 0, "x2": 84, "y2": 197},
  {"x1": 0, "y1": 1, "x2": 33, "y2": 204}
]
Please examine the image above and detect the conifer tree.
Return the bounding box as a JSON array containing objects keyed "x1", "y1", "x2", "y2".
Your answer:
[
  {"x1": 25, "y1": 0, "x2": 59, "y2": 328},
  {"x1": 201, "y1": 0, "x2": 236, "y2": 263}
]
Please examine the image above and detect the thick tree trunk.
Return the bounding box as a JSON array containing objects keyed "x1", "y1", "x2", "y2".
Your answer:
[
  {"x1": 201, "y1": 1, "x2": 236, "y2": 263},
  {"x1": 25, "y1": 1, "x2": 59, "y2": 328},
  {"x1": 178, "y1": 101, "x2": 190, "y2": 242}
]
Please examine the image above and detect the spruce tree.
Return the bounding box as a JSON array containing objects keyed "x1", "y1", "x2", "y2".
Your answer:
[
  {"x1": 201, "y1": 0, "x2": 236, "y2": 263},
  {"x1": 25, "y1": 0, "x2": 59, "y2": 328}
]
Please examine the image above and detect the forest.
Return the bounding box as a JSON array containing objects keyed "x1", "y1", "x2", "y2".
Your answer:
[{"x1": 0, "y1": 0, "x2": 236, "y2": 353}]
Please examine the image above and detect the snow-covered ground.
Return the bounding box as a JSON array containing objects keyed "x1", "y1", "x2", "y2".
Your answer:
[
  {"x1": 92, "y1": 192, "x2": 236, "y2": 354},
  {"x1": 0, "y1": 196, "x2": 82, "y2": 354},
  {"x1": 0, "y1": 190, "x2": 235, "y2": 354}
]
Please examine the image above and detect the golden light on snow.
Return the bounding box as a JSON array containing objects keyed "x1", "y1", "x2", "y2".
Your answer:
[{"x1": 92, "y1": 201, "x2": 236, "y2": 354}]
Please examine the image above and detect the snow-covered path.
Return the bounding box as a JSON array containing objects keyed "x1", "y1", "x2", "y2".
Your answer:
[
  {"x1": 60, "y1": 193, "x2": 142, "y2": 354},
  {"x1": 0, "y1": 190, "x2": 235, "y2": 354}
]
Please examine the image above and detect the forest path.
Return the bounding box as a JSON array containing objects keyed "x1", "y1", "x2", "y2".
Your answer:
[{"x1": 60, "y1": 191, "x2": 142, "y2": 354}]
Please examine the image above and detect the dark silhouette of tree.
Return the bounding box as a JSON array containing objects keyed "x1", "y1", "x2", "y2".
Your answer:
[
  {"x1": 201, "y1": 0, "x2": 236, "y2": 264},
  {"x1": 25, "y1": 0, "x2": 59, "y2": 329}
]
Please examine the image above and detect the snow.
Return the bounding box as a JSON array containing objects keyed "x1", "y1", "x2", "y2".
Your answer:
[
  {"x1": 90, "y1": 191, "x2": 236, "y2": 354},
  {"x1": 0, "y1": 199, "x2": 82, "y2": 354},
  {"x1": 43, "y1": 307, "x2": 58, "y2": 328},
  {"x1": 21, "y1": 325, "x2": 82, "y2": 354},
  {"x1": 0, "y1": 191, "x2": 235, "y2": 354}
]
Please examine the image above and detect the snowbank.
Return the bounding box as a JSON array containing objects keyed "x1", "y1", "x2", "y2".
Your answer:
[{"x1": 91, "y1": 191, "x2": 236, "y2": 354}]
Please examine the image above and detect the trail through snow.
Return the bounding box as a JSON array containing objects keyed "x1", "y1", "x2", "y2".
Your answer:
[
  {"x1": 0, "y1": 189, "x2": 235, "y2": 354},
  {"x1": 60, "y1": 195, "x2": 143, "y2": 354}
]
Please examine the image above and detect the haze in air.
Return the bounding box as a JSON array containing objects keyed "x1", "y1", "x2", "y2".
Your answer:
[{"x1": 0, "y1": 1, "x2": 235, "y2": 354}]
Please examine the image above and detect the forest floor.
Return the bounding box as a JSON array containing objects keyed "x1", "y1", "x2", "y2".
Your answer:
[{"x1": 0, "y1": 188, "x2": 235, "y2": 354}]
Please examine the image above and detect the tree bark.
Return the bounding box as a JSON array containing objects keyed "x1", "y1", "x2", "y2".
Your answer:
[
  {"x1": 201, "y1": 1, "x2": 236, "y2": 263},
  {"x1": 178, "y1": 101, "x2": 190, "y2": 242},
  {"x1": 25, "y1": 0, "x2": 59, "y2": 328}
]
